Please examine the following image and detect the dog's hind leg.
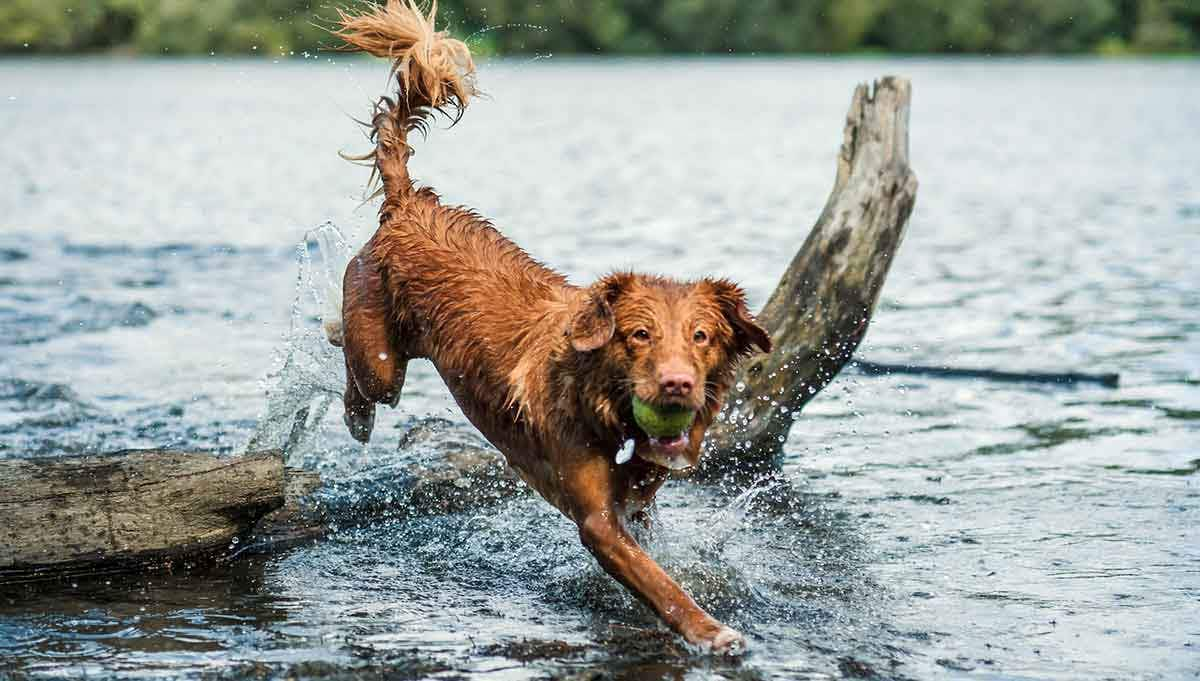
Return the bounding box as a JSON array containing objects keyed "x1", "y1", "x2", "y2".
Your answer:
[
  {"x1": 340, "y1": 105, "x2": 422, "y2": 445},
  {"x1": 341, "y1": 249, "x2": 407, "y2": 443}
]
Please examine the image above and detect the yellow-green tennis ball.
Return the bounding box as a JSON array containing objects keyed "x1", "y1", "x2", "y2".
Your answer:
[{"x1": 632, "y1": 396, "x2": 695, "y2": 438}]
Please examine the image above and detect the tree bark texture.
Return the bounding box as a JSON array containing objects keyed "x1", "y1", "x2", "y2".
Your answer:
[{"x1": 0, "y1": 450, "x2": 284, "y2": 584}]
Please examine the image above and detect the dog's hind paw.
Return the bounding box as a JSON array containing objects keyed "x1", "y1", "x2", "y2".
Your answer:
[{"x1": 344, "y1": 406, "x2": 375, "y2": 443}]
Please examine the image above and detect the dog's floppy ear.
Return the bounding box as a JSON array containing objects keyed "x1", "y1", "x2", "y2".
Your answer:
[
  {"x1": 705, "y1": 278, "x2": 772, "y2": 356},
  {"x1": 569, "y1": 273, "x2": 631, "y2": 352},
  {"x1": 569, "y1": 294, "x2": 614, "y2": 352}
]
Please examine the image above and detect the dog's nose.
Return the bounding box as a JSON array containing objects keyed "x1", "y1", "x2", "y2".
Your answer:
[{"x1": 659, "y1": 372, "x2": 695, "y2": 397}]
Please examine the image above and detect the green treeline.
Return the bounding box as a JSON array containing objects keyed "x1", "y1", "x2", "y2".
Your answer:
[{"x1": 2, "y1": 0, "x2": 1197, "y2": 57}]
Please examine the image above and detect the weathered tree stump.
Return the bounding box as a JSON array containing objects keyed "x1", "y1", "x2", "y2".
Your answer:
[
  {"x1": 0, "y1": 450, "x2": 284, "y2": 584},
  {"x1": 695, "y1": 76, "x2": 918, "y2": 480}
]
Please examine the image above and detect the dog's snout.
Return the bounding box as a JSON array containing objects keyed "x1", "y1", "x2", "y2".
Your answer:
[{"x1": 658, "y1": 370, "x2": 695, "y2": 397}]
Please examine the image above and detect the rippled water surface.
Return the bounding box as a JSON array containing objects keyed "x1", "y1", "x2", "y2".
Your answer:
[{"x1": 1, "y1": 57, "x2": 1197, "y2": 680}]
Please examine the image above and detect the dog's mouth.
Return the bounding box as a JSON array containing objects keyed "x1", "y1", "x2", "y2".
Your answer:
[
  {"x1": 637, "y1": 431, "x2": 693, "y2": 470},
  {"x1": 630, "y1": 396, "x2": 696, "y2": 470}
]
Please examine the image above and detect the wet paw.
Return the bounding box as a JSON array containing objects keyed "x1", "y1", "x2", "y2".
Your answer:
[
  {"x1": 344, "y1": 406, "x2": 375, "y2": 443},
  {"x1": 709, "y1": 626, "x2": 747, "y2": 655},
  {"x1": 689, "y1": 625, "x2": 746, "y2": 655}
]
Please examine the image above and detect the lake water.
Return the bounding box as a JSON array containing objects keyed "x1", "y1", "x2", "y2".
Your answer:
[{"x1": 0, "y1": 57, "x2": 1197, "y2": 680}]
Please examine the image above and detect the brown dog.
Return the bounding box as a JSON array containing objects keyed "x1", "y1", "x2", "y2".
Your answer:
[{"x1": 330, "y1": 1, "x2": 770, "y2": 652}]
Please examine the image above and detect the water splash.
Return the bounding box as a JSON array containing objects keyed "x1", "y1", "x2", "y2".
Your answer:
[
  {"x1": 246, "y1": 222, "x2": 355, "y2": 459},
  {"x1": 463, "y1": 24, "x2": 554, "y2": 71},
  {"x1": 463, "y1": 23, "x2": 550, "y2": 47},
  {"x1": 703, "y1": 476, "x2": 792, "y2": 553}
]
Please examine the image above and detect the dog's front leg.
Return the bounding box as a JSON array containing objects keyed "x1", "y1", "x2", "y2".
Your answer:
[{"x1": 575, "y1": 506, "x2": 744, "y2": 653}]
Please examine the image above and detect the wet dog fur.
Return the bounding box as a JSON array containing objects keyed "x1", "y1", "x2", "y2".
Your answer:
[{"x1": 331, "y1": 0, "x2": 770, "y2": 653}]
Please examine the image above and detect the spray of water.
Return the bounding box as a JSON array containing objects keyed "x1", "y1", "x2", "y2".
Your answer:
[
  {"x1": 463, "y1": 23, "x2": 550, "y2": 47},
  {"x1": 463, "y1": 23, "x2": 554, "y2": 72},
  {"x1": 246, "y1": 222, "x2": 355, "y2": 460}
]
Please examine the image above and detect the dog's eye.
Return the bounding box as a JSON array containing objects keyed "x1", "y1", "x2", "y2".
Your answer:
[
  {"x1": 632, "y1": 329, "x2": 651, "y2": 343},
  {"x1": 693, "y1": 329, "x2": 708, "y2": 344}
]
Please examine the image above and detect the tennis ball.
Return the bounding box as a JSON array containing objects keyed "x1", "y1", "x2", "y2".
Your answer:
[{"x1": 632, "y1": 396, "x2": 695, "y2": 438}]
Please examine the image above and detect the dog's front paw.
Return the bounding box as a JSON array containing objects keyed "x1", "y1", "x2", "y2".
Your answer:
[
  {"x1": 688, "y1": 623, "x2": 747, "y2": 655},
  {"x1": 707, "y1": 626, "x2": 746, "y2": 655}
]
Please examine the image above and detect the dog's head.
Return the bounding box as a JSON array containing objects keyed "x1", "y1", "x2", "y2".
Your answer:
[{"x1": 569, "y1": 272, "x2": 771, "y2": 470}]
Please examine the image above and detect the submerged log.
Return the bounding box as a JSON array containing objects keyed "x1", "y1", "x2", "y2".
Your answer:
[
  {"x1": 240, "y1": 419, "x2": 526, "y2": 556},
  {"x1": 0, "y1": 432, "x2": 528, "y2": 582},
  {"x1": 241, "y1": 466, "x2": 325, "y2": 554},
  {"x1": 696, "y1": 76, "x2": 918, "y2": 479},
  {"x1": 851, "y1": 360, "x2": 1120, "y2": 388},
  {"x1": 0, "y1": 449, "x2": 284, "y2": 584}
]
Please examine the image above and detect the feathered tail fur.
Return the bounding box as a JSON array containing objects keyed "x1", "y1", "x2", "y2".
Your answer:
[{"x1": 334, "y1": 0, "x2": 477, "y2": 197}]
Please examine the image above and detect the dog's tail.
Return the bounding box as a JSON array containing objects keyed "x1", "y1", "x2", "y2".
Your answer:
[{"x1": 334, "y1": 0, "x2": 476, "y2": 197}]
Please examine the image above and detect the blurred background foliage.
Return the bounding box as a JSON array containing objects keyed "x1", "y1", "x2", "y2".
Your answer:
[{"x1": 1, "y1": 0, "x2": 1197, "y2": 56}]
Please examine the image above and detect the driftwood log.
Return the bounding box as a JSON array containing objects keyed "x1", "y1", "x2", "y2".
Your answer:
[
  {"x1": 0, "y1": 450, "x2": 284, "y2": 584},
  {"x1": 696, "y1": 76, "x2": 917, "y2": 480}
]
